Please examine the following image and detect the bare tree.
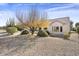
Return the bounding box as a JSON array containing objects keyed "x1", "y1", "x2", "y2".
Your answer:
[
  {"x1": 16, "y1": 7, "x2": 49, "y2": 35},
  {"x1": 16, "y1": 8, "x2": 40, "y2": 34},
  {"x1": 16, "y1": 10, "x2": 27, "y2": 26}
]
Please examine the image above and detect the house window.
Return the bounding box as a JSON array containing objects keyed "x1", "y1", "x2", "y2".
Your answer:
[
  {"x1": 52, "y1": 26, "x2": 63, "y2": 32},
  {"x1": 53, "y1": 26, "x2": 59, "y2": 32},
  {"x1": 56, "y1": 26, "x2": 59, "y2": 32},
  {"x1": 60, "y1": 26, "x2": 63, "y2": 32}
]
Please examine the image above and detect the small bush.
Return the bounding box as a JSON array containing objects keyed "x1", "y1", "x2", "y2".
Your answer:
[
  {"x1": 37, "y1": 30, "x2": 48, "y2": 37},
  {"x1": 6, "y1": 27, "x2": 18, "y2": 35},
  {"x1": 72, "y1": 27, "x2": 76, "y2": 31},
  {"x1": 44, "y1": 28, "x2": 50, "y2": 35},
  {"x1": 64, "y1": 33, "x2": 70, "y2": 40},
  {"x1": 15, "y1": 25, "x2": 24, "y2": 31},
  {"x1": 46, "y1": 30, "x2": 50, "y2": 35},
  {"x1": 69, "y1": 32, "x2": 71, "y2": 35},
  {"x1": 76, "y1": 27, "x2": 79, "y2": 34},
  {"x1": 15, "y1": 26, "x2": 23, "y2": 31},
  {"x1": 21, "y1": 30, "x2": 29, "y2": 35}
]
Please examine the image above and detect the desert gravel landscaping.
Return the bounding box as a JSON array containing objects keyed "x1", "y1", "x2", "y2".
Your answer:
[{"x1": 0, "y1": 32, "x2": 79, "y2": 56}]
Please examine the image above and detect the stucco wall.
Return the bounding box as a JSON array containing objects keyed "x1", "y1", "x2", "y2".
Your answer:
[{"x1": 48, "y1": 17, "x2": 70, "y2": 34}]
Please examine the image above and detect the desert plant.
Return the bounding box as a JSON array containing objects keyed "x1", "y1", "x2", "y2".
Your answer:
[
  {"x1": 76, "y1": 27, "x2": 79, "y2": 34},
  {"x1": 16, "y1": 26, "x2": 23, "y2": 31},
  {"x1": 44, "y1": 28, "x2": 50, "y2": 35},
  {"x1": 21, "y1": 29, "x2": 29, "y2": 35},
  {"x1": 76, "y1": 27, "x2": 79, "y2": 38},
  {"x1": 64, "y1": 32, "x2": 70, "y2": 40},
  {"x1": 6, "y1": 18, "x2": 15, "y2": 27},
  {"x1": 46, "y1": 30, "x2": 50, "y2": 35},
  {"x1": 37, "y1": 30, "x2": 48, "y2": 37},
  {"x1": 15, "y1": 25, "x2": 24, "y2": 31},
  {"x1": 6, "y1": 27, "x2": 18, "y2": 35}
]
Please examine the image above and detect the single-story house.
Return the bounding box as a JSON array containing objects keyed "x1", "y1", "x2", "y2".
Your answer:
[{"x1": 48, "y1": 17, "x2": 71, "y2": 34}]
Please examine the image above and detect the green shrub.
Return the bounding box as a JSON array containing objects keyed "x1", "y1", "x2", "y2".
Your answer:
[
  {"x1": 44, "y1": 28, "x2": 50, "y2": 35},
  {"x1": 64, "y1": 33, "x2": 70, "y2": 40},
  {"x1": 15, "y1": 26, "x2": 23, "y2": 31},
  {"x1": 15, "y1": 24, "x2": 25, "y2": 31},
  {"x1": 37, "y1": 30, "x2": 48, "y2": 37},
  {"x1": 45, "y1": 30, "x2": 50, "y2": 35},
  {"x1": 72, "y1": 27, "x2": 76, "y2": 31},
  {"x1": 6, "y1": 27, "x2": 18, "y2": 35},
  {"x1": 76, "y1": 27, "x2": 79, "y2": 34},
  {"x1": 21, "y1": 30, "x2": 29, "y2": 35}
]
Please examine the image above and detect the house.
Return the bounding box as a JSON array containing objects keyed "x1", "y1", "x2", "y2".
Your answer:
[{"x1": 48, "y1": 17, "x2": 71, "y2": 34}]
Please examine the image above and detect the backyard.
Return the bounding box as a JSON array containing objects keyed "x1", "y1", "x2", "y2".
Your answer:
[{"x1": 0, "y1": 31, "x2": 79, "y2": 56}]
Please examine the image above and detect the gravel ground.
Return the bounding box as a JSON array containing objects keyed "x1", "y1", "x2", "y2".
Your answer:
[{"x1": 0, "y1": 33, "x2": 79, "y2": 56}]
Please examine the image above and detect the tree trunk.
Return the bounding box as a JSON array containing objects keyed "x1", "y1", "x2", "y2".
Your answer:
[{"x1": 30, "y1": 27, "x2": 35, "y2": 35}]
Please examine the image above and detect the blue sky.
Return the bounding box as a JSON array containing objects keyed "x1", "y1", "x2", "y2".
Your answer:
[{"x1": 0, "y1": 3, "x2": 79, "y2": 26}]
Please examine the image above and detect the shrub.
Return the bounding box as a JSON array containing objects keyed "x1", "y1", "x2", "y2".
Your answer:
[
  {"x1": 76, "y1": 27, "x2": 79, "y2": 34},
  {"x1": 37, "y1": 30, "x2": 48, "y2": 37},
  {"x1": 69, "y1": 32, "x2": 71, "y2": 35},
  {"x1": 44, "y1": 28, "x2": 50, "y2": 35},
  {"x1": 46, "y1": 30, "x2": 50, "y2": 35},
  {"x1": 64, "y1": 32, "x2": 70, "y2": 40},
  {"x1": 21, "y1": 30, "x2": 29, "y2": 35},
  {"x1": 15, "y1": 26, "x2": 23, "y2": 31},
  {"x1": 17, "y1": 27, "x2": 23, "y2": 31},
  {"x1": 72, "y1": 27, "x2": 76, "y2": 31},
  {"x1": 6, "y1": 27, "x2": 18, "y2": 35}
]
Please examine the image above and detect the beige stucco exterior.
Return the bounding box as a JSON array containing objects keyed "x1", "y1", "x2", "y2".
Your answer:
[{"x1": 48, "y1": 17, "x2": 70, "y2": 34}]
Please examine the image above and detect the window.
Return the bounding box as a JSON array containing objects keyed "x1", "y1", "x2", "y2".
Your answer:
[
  {"x1": 52, "y1": 26, "x2": 63, "y2": 32},
  {"x1": 60, "y1": 26, "x2": 62, "y2": 32},
  {"x1": 53, "y1": 26, "x2": 59, "y2": 32},
  {"x1": 56, "y1": 26, "x2": 59, "y2": 32},
  {"x1": 56, "y1": 27, "x2": 59, "y2": 30}
]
